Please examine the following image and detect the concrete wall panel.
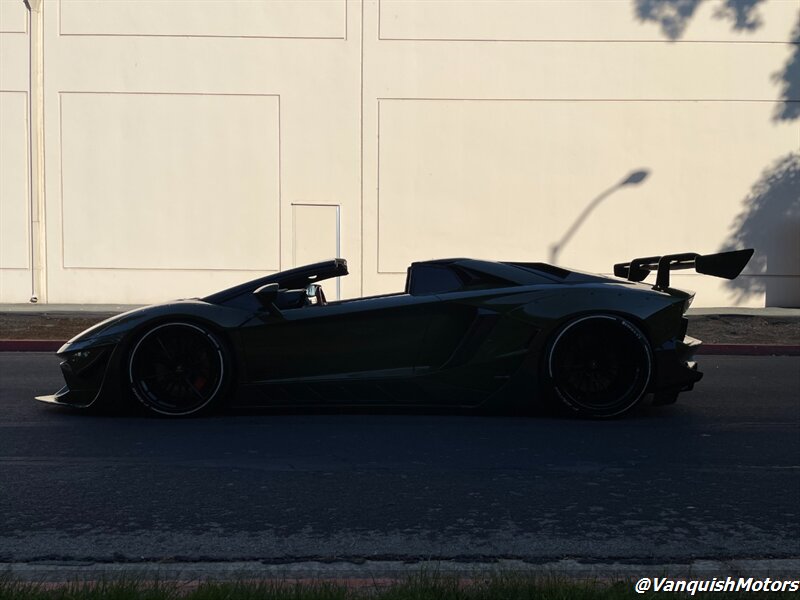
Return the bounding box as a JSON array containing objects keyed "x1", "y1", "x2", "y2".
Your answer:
[
  {"x1": 41, "y1": 0, "x2": 362, "y2": 304},
  {"x1": 361, "y1": 0, "x2": 800, "y2": 306},
  {"x1": 0, "y1": 91, "x2": 29, "y2": 270},
  {"x1": 375, "y1": 98, "x2": 797, "y2": 275},
  {"x1": 0, "y1": 0, "x2": 31, "y2": 303},
  {"x1": 0, "y1": 0, "x2": 27, "y2": 34},
  {"x1": 379, "y1": 0, "x2": 796, "y2": 43},
  {"x1": 60, "y1": 0, "x2": 346, "y2": 39},
  {"x1": 59, "y1": 92, "x2": 280, "y2": 271}
]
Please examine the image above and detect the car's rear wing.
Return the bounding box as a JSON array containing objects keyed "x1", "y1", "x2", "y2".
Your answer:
[{"x1": 614, "y1": 249, "x2": 754, "y2": 291}]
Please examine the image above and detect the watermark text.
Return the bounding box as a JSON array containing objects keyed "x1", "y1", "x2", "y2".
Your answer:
[{"x1": 635, "y1": 577, "x2": 799, "y2": 595}]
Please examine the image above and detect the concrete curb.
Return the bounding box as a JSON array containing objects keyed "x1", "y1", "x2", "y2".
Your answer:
[
  {"x1": 2, "y1": 340, "x2": 799, "y2": 355},
  {"x1": 3, "y1": 558, "x2": 800, "y2": 583},
  {"x1": 694, "y1": 344, "x2": 800, "y2": 356}
]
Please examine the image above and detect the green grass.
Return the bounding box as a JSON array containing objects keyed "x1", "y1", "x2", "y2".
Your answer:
[{"x1": 1, "y1": 572, "x2": 797, "y2": 600}]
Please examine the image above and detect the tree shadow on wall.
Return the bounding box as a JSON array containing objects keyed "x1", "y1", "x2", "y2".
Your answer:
[
  {"x1": 634, "y1": 0, "x2": 766, "y2": 40},
  {"x1": 634, "y1": 0, "x2": 798, "y2": 122},
  {"x1": 720, "y1": 153, "x2": 800, "y2": 306},
  {"x1": 635, "y1": 0, "x2": 799, "y2": 305},
  {"x1": 773, "y1": 14, "x2": 800, "y2": 122}
]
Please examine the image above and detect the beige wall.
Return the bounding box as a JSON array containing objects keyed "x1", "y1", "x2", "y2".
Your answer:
[
  {"x1": 0, "y1": 0, "x2": 31, "y2": 302},
  {"x1": 1, "y1": 0, "x2": 798, "y2": 307},
  {"x1": 37, "y1": 0, "x2": 360, "y2": 303}
]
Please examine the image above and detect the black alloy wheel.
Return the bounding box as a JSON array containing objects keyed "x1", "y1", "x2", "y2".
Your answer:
[
  {"x1": 547, "y1": 315, "x2": 652, "y2": 418},
  {"x1": 128, "y1": 322, "x2": 227, "y2": 416}
]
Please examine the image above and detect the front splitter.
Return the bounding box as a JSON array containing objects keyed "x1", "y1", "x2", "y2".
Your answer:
[{"x1": 35, "y1": 386, "x2": 94, "y2": 409}]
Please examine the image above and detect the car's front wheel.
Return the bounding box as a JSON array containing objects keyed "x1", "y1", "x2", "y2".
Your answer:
[
  {"x1": 545, "y1": 315, "x2": 652, "y2": 418},
  {"x1": 128, "y1": 322, "x2": 228, "y2": 417}
]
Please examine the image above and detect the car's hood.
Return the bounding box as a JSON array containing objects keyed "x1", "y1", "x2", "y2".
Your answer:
[{"x1": 60, "y1": 299, "x2": 206, "y2": 352}]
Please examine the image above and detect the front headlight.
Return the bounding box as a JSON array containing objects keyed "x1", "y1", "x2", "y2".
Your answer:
[
  {"x1": 63, "y1": 346, "x2": 111, "y2": 376},
  {"x1": 58, "y1": 333, "x2": 122, "y2": 355}
]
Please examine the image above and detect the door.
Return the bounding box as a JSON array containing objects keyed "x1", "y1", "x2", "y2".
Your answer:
[{"x1": 236, "y1": 292, "x2": 442, "y2": 403}]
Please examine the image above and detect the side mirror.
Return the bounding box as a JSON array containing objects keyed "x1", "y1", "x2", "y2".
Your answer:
[
  {"x1": 306, "y1": 283, "x2": 322, "y2": 300},
  {"x1": 253, "y1": 283, "x2": 283, "y2": 319}
]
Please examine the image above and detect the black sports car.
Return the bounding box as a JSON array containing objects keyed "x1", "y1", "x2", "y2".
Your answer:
[{"x1": 36, "y1": 249, "x2": 753, "y2": 418}]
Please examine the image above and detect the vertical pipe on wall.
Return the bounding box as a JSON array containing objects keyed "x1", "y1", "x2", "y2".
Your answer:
[{"x1": 23, "y1": 0, "x2": 45, "y2": 303}]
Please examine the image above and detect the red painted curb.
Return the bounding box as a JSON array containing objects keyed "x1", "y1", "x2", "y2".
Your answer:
[
  {"x1": 1, "y1": 340, "x2": 798, "y2": 355},
  {"x1": 0, "y1": 340, "x2": 63, "y2": 352}
]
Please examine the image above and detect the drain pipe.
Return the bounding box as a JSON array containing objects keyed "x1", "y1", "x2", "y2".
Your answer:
[{"x1": 24, "y1": 0, "x2": 45, "y2": 303}]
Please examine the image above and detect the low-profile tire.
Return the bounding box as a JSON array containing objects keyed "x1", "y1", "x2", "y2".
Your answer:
[
  {"x1": 128, "y1": 322, "x2": 228, "y2": 417},
  {"x1": 545, "y1": 315, "x2": 652, "y2": 418}
]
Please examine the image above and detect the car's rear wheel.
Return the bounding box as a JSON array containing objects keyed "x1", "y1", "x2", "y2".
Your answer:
[
  {"x1": 128, "y1": 322, "x2": 228, "y2": 417},
  {"x1": 546, "y1": 315, "x2": 652, "y2": 418}
]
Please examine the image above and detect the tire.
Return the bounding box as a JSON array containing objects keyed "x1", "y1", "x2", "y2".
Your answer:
[
  {"x1": 128, "y1": 322, "x2": 228, "y2": 417},
  {"x1": 546, "y1": 315, "x2": 652, "y2": 418}
]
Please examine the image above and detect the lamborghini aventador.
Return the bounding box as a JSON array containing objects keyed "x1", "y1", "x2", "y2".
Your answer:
[{"x1": 36, "y1": 249, "x2": 753, "y2": 418}]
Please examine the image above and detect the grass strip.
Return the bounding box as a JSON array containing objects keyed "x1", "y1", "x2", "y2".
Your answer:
[{"x1": 1, "y1": 572, "x2": 798, "y2": 600}]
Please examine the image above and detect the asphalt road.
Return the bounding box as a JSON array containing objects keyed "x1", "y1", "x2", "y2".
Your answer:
[{"x1": 0, "y1": 353, "x2": 798, "y2": 564}]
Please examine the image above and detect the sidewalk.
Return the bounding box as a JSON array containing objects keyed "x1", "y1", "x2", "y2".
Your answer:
[
  {"x1": 686, "y1": 308, "x2": 800, "y2": 352},
  {"x1": 0, "y1": 304, "x2": 799, "y2": 354}
]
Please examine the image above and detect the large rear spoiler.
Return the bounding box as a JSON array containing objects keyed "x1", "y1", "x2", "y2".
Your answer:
[{"x1": 613, "y1": 249, "x2": 754, "y2": 291}]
